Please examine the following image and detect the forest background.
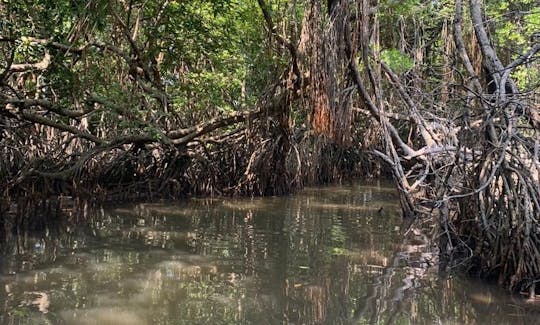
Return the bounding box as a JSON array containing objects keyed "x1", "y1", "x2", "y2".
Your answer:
[{"x1": 1, "y1": 0, "x2": 539, "y2": 295}]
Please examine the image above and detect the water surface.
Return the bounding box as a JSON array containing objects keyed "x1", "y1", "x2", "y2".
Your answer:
[{"x1": 1, "y1": 182, "x2": 538, "y2": 324}]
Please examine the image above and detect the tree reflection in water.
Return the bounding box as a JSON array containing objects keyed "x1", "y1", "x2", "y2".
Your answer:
[{"x1": 1, "y1": 183, "x2": 539, "y2": 324}]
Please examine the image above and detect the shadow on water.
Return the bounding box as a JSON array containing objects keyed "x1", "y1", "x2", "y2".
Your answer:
[{"x1": 1, "y1": 181, "x2": 539, "y2": 324}]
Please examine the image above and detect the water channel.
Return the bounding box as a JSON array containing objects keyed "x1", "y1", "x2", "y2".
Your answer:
[{"x1": 1, "y1": 182, "x2": 539, "y2": 324}]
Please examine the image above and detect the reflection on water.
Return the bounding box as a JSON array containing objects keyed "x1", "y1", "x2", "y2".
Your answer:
[{"x1": 1, "y1": 182, "x2": 539, "y2": 324}]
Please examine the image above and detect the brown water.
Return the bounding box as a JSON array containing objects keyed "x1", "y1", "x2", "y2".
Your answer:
[{"x1": 1, "y1": 182, "x2": 539, "y2": 324}]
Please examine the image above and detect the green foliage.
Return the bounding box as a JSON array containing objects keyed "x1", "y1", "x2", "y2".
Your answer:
[
  {"x1": 380, "y1": 0, "x2": 421, "y2": 16},
  {"x1": 138, "y1": 0, "x2": 267, "y2": 112},
  {"x1": 1, "y1": 0, "x2": 272, "y2": 136},
  {"x1": 380, "y1": 48, "x2": 414, "y2": 73},
  {"x1": 488, "y1": 1, "x2": 538, "y2": 47},
  {"x1": 524, "y1": 7, "x2": 540, "y2": 37},
  {"x1": 486, "y1": 0, "x2": 540, "y2": 89}
]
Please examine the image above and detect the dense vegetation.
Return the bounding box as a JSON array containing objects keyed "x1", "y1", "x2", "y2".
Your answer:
[{"x1": 1, "y1": 0, "x2": 539, "y2": 295}]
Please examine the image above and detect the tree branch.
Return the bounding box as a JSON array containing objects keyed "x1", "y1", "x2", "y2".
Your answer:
[
  {"x1": 10, "y1": 51, "x2": 51, "y2": 72},
  {"x1": 256, "y1": 0, "x2": 302, "y2": 81},
  {"x1": 20, "y1": 110, "x2": 104, "y2": 144}
]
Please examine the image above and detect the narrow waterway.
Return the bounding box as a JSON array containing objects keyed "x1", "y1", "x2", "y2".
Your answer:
[{"x1": 1, "y1": 182, "x2": 538, "y2": 324}]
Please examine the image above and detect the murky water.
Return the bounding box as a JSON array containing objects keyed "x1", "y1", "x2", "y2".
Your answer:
[{"x1": 1, "y1": 182, "x2": 539, "y2": 324}]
